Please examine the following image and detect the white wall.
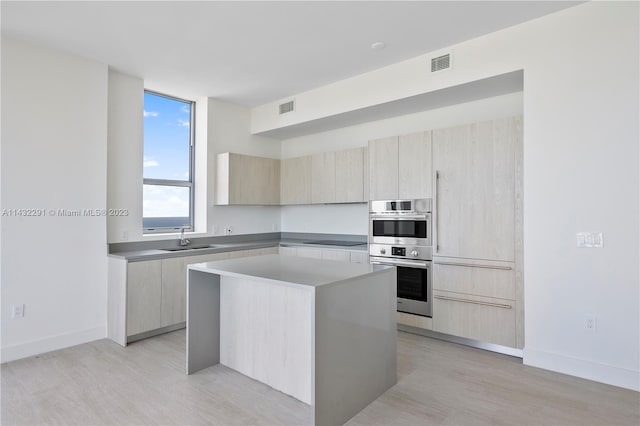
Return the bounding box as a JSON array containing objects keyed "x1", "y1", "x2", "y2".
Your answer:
[
  {"x1": 256, "y1": 2, "x2": 640, "y2": 390},
  {"x1": 1, "y1": 37, "x2": 109, "y2": 361},
  {"x1": 207, "y1": 99, "x2": 281, "y2": 236}
]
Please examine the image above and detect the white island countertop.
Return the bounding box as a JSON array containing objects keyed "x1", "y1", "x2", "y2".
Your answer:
[{"x1": 188, "y1": 253, "x2": 390, "y2": 288}]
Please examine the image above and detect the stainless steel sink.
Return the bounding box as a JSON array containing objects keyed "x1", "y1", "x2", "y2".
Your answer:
[{"x1": 161, "y1": 245, "x2": 218, "y2": 252}]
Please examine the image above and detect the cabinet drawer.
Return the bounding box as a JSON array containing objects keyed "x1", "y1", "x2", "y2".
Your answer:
[
  {"x1": 349, "y1": 251, "x2": 369, "y2": 264},
  {"x1": 321, "y1": 249, "x2": 350, "y2": 262},
  {"x1": 433, "y1": 290, "x2": 515, "y2": 348},
  {"x1": 433, "y1": 258, "x2": 515, "y2": 300}
]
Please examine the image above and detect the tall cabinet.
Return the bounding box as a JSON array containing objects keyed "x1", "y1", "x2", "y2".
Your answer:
[{"x1": 431, "y1": 116, "x2": 523, "y2": 349}]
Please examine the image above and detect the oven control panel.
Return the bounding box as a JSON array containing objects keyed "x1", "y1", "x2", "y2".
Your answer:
[{"x1": 369, "y1": 243, "x2": 432, "y2": 261}]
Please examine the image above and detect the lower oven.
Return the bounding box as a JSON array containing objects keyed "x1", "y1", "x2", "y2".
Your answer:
[{"x1": 369, "y1": 256, "x2": 432, "y2": 317}]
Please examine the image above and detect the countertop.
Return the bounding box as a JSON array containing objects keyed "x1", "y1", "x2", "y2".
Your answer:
[
  {"x1": 188, "y1": 254, "x2": 389, "y2": 289},
  {"x1": 109, "y1": 237, "x2": 368, "y2": 262}
]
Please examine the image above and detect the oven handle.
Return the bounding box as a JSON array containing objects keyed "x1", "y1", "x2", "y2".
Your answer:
[
  {"x1": 369, "y1": 257, "x2": 429, "y2": 269},
  {"x1": 370, "y1": 214, "x2": 429, "y2": 220}
]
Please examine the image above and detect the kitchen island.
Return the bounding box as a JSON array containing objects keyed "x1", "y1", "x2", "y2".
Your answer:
[{"x1": 186, "y1": 254, "x2": 396, "y2": 426}]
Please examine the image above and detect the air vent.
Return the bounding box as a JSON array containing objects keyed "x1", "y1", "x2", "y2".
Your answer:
[
  {"x1": 431, "y1": 54, "x2": 451, "y2": 72},
  {"x1": 279, "y1": 100, "x2": 295, "y2": 114}
]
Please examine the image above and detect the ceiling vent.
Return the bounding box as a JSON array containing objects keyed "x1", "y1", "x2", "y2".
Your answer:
[
  {"x1": 431, "y1": 54, "x2": 451, "y2": 72},
  {"x1": 279, "y1": 100, "x2": 295, "y2": 115}
]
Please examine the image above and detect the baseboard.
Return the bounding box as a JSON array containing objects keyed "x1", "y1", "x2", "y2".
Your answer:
[
  {"x1": 524, "y1": 348, "x2": 640, "y2": 392},
  {"x1": 1, "y1": 325, "x2": 106, "y2": 363}
]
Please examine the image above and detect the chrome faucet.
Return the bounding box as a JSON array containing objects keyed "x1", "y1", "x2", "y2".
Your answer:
[{"x1": 179, "y1": 228, "x2": 190, "y2": 246}]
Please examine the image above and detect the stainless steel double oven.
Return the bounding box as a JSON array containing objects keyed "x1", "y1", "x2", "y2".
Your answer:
[{"x1": 369, "y1": 199, "x2": 432, "y2": 317}]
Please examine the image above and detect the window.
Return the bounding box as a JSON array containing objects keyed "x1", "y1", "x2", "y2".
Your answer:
[{"x1": 143, "y1": 91, "x2": 194, "y2": 233}]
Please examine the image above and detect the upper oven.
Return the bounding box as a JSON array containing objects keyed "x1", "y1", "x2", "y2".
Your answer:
[{"x1": 369, "y1": 199, "x2": 432, "y2": 246}]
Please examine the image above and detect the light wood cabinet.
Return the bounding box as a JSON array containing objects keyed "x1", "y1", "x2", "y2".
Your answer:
[
  {"x1": 335, "y1": 147, "x2": 365, "y2": 203},
  {"x1": 126, "y1": 260, "x2": 162, "y2": 336},
  {"x1": 433, "y1": 289, "x2": 516, "y2": 348},
  {"x1": 368, "y1": 136, "x2": 398, "y2": 200},
  {"x1": 216, "y1": 153, "x2": 280, "y2": 205},
  {"x1": 399, "y1": 131, "x2": 432, "y2": 199},
  {"x1": 432, "y1": 258, "x2": 515, "y2": 300},
  {"x1": 278, "y1": 246, "x2": 367, "y2": 264},
  {"x1": 281, "y1": 156, "x2": 311, "y2": 205},
  {"x1": 349, "y1": 251, "x2": 369, "y2": 264},
  {"x1": 368, "y1": 131, "x2": 431, "y2": 200},
  {"x1": 430, "y1": 116, "x2": 523, "y2": 349},
  {"x1": 321, "y1": 249, "x2": 351, "y2": 262},
  {"x1": 279, "y1": 246, "x2": 298, "y2": 256},
  {"x1": 296, "y1": 247, "x2": 323, "y2": 259},
  {"x1": 109, "y1": 248, "x2": 279, "y2": 346},
  {"x1": 433, "y1": 117, "x2": 520, "y2": 261},
  {"x1": 311, "y1": 152, "x2": 336, "y2": 203}
]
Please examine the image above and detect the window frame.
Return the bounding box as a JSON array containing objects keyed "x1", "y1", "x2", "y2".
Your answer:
[{"x1": 142, "y1": 90, "x2": 196, "y2": 234}]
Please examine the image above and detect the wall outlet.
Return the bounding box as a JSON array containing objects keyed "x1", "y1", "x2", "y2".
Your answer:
[
  {"x1": 212, "y1": 225, "x2": 219, "y2": 235},
  {"x1": 225, "y1": 226, "x2": 233, "y2": 235},
  {"x1": 585, "y1": 315, "x2": 597, "y2": 332},
  {"x1": 11, "y1": 304, "x2": 25, "y2": 319},
  {"x1": 577, "y1": 232, "x2": 603, "y2": 248},
  {"x1": 121, "y1": 230, "x2": 129, "y2": 241},
  {"x1": 272, "y1": 223, "x2": 278, "y2": 232}
]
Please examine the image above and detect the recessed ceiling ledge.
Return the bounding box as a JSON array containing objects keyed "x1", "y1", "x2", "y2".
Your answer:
[{"x1": 252, "y1": 70, "x2": 524, "y2": 140}]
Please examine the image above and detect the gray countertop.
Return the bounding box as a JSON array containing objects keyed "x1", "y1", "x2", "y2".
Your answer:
[
  {"x1": 189, "y1": 254, "x2": 387, "y2": 289},
  {"x1": 109, "y1": 236, "x2": 368, "y2": 262}
]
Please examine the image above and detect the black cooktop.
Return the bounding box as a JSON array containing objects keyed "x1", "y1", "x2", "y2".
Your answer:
[{"x1": 303, "y1": 240, "x2": 365, "y2": 247}]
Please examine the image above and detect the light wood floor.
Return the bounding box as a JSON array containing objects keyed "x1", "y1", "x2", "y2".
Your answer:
[{"x1": 2, "y1": 330, "x2": 638, "y2": 425}]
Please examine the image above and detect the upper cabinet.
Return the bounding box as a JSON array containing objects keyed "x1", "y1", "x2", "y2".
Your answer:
[
  {"x1": 335, "y1": 147, "x2": 365, "y2": 203},
  {"x1": 215, "y1": 153, "x2": 280, "y2": 205},
  {"x1": 311, "y1": 152, "x2": 336, "y2": 203},
  {"x1": 432, "y1": 116, "x2": 521, "y2": 262},
  {"x1": 283, "y1": 147, "x2": 366, "y2": 205},
  {"x1": 216, "y1": 146, "x2": 366, "y2": 206},
  {"x1": 281, "y1": 156, "x2": 312, "y2": 205},
  {"x1": 368, "y1": 136, "x2": 398, "y2": 200},
  {"x1": 398, "y1": 132, "x2": 432, "y2": 200},
  {"x1": 368, "y1": 131, "x2": 432, "y2": 200}
]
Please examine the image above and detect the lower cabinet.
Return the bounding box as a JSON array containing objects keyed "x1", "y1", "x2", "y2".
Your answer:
[
  {"x1": 278, "y1": 246, "x2": 368, "y2": 264},
  {"x1": 432, "y1": 257, "x2": 518, "y2": 348},
  {"x1": 126, "y1": 260, "x2": 162, "y2": 336},
  {"x1": 432, "y1": 290, "x2": 515, "y2": 348},
  {"x1": 108, "y1": 247, "x2": 278, "y2": 346}
]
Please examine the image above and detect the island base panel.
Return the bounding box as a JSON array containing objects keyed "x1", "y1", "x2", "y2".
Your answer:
[{"x1": 186, "y1": 269, "x2": 220, "y2": 374}]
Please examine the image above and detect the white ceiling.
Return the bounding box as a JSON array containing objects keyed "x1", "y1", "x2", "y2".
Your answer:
[{"x1": 1, "y1": 1, "x2": 582, "y2": 106}]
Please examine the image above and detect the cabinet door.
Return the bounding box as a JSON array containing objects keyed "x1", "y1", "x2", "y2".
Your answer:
[
  {"x1": 321, "y1": 249, "x2": 350, "y2": 262},
  {"x1": 368, "y1": 136, "x2": 398, "y2": 200},
  {"x1": 279, "y1": 246, "x2": 298, "y2": 256},
  {"x1": 349, "y1": 251, "x2": 369, "y2": 264},
  {"x1": 281, "y1": 156, "x2": 311, "y2": 205},
  {"x1": 335, "y1": 148, "x2": 364, "y2": 203},
  {"x1": 127, "y1": 260, "x2": 162, "y2": 336},
  {"x1": 296, "y1": 247, "x2": 323, "y2": 259},
  {"x1": 398, "y1": 131, "x2": 432, "y2": 199},
  {"x1": 216, "y1": 153, "x2": 280, "y2": 205},
  {"x1": 433, "y1": 290, "x2": 516, "y2": 348},
  {"x1": 433, "y1": 258, "x2": 515, "y2": 300},
  {"x1": 161, "y1": 257, "x2": 188, "y2": 327},
  {"x1": 311, "y1": 152, "x2": 336, "y2": 203},
  {"x1": 433, "y1": 117, "x2": 520, "y2": 261},
  {"x1": 240, "y1": 155, "x2": 279, "y2": 205}
]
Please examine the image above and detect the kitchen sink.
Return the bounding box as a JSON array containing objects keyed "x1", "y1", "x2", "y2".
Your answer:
[{"x1": 161, "y1": 245, "x2": 218, "y2": 252}]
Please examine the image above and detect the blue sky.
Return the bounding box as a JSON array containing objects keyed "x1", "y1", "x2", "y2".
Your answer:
[
  {"x1": 143, "y1": 93, "x2": 192, "y2": 218},
  {"x1": 143, "y1": 92, "x2": 191, "y2": 181}
]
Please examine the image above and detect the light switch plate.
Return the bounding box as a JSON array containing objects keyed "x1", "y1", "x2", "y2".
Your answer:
[{"x1": 577, "y1": 232, "x2": 603, "y2": 248}]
